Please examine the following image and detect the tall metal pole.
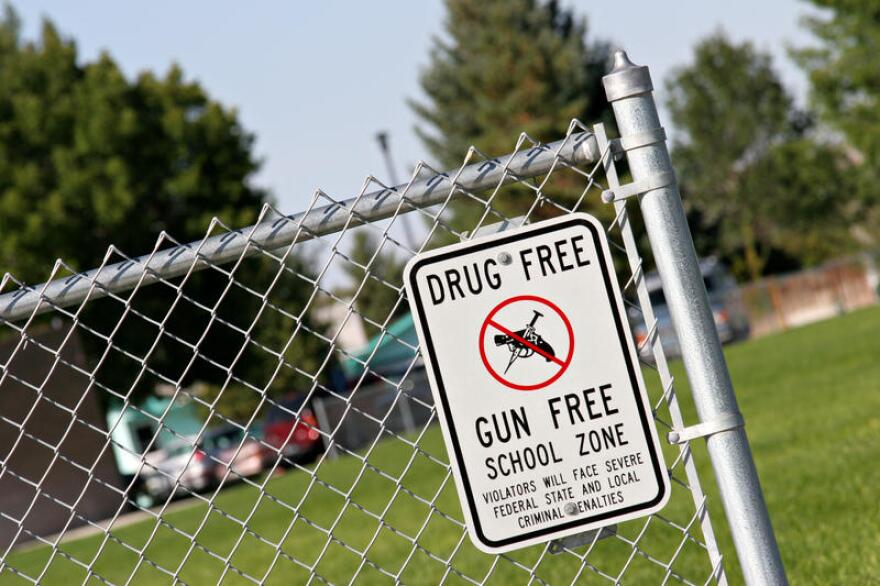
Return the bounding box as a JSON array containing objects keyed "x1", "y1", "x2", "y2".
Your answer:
[
  {"x1": 375, "y1": 131, "x2": 418, "y2": 249},
  {"x1": 602, "y1": 51, "x2": 787, "y2": 585}
]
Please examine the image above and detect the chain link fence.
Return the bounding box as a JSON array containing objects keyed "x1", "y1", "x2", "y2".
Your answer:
[
  {"x1": 0, "y1": 44, "x2": 783, "y2": 581},
  {"x1": 0, "y1": 119, "x2": 732, "y2": 585}
]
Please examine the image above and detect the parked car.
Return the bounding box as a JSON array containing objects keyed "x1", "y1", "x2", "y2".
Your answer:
[
  {"x1": 204, "y1": 425, "x2": 267, "y2": 482},
  {"x1": 629, "y1": 258, "x2": 750, "y2": 360},
  {"x1": 141, "y1": 439, "x2": 213, "y2": 505},
  {"x1": 139, "y1": 425, "x2": 266, "y2": 505},
  {"x1": 262, "y1": 394, "x2": 322, "y2": 467}
]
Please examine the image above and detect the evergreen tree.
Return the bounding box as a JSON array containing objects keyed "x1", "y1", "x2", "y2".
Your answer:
[
  {"x1": 410, "y1": 0, "x2": 612, "y2": 231},
  {"x1": 0, "y1": 8, "x2": 326, "y2": 415}
]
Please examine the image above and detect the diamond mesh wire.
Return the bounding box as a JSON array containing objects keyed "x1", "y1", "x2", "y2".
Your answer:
[{"x1": 0, "y1": 121, "x2": 728, "y2": 585}]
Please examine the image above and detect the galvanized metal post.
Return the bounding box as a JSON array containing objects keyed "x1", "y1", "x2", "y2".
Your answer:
[{"x1": 602, "y1": 51, "x2": 788, "y2": 585}]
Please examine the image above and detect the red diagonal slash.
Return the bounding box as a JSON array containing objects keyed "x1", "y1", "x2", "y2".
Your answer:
[{"x1": 487, "y1": 320, "x2": 565, "y2": 367}]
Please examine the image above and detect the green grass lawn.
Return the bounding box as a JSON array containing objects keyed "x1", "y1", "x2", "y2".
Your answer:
[{"x1": 3, "y1": 306, "x2": 880, "y2": 585}]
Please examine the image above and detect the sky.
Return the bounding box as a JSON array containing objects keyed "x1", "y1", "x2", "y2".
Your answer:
[{"x1": 16, "y1": 0, "x2": 819, "y2": 215}]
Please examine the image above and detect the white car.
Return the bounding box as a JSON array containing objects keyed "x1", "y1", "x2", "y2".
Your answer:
[{"x1": 140, "y1": 438, "x2": 214, "y2": 505}]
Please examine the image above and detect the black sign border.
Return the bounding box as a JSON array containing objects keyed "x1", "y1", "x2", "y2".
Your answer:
[{"x1": 408, "y1": 217, "x2": 667, "y2": 549}]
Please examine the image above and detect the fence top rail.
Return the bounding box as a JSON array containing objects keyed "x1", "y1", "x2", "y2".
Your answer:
[{"x1": 0, "y1": 131, "x2": 599, "y2": 325}]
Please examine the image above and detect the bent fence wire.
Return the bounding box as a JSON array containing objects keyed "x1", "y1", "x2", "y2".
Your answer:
[{"x1": 0, "y1": 120, "x2": 728, "y2": 585}]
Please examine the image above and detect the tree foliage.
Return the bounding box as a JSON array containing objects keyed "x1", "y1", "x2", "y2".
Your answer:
[
  {"x1": 0, "y1": 10, "x2": 261, "y2": 282},
  {"x1": 793, "y1": 0, "x2": 880, "y2": 245},
  {"x1": 0, "y1": 8, "x2": 326, "y2": 414},
  {"x1": 667, "y1": 33, "x2": 855, "y2": 281},
  {"x1": 411, "y1": 0, "x2": 612, "y2": 231}
]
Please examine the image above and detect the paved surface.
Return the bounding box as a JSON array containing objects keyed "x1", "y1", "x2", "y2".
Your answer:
[{"x1": 13, "y1": 497, "x2": 200, "y2": 553}]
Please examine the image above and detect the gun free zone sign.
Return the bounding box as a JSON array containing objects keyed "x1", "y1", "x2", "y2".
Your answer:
[{"x1": 405, "y1": 213, "x2": 669, "y2": 553}]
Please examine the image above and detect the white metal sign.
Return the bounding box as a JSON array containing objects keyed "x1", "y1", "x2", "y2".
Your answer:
[{"x1": 404, "y1": 213, "x2": 669, "y2": 553}]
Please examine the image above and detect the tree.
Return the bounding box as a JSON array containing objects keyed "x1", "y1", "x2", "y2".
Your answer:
[
  {"x1": 666, "y1": 32, "x2": 854, "y2": 281},
  {"x1": 793, "y1": 1, "x2": 880, "y2": 246},
  {"x1": 746, "y1": 138, "x2": 856, "y2": 267},
  {"x1": 0, "y1": 8, "x2": 326, "y2": 417},
  {"x1": 410, "y1": 0, "x2": 612, "y2": 232}
]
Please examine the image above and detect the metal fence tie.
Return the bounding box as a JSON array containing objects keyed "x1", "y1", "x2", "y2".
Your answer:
[
  {"x1": 667, "y1": 411, "x2": 745, "y2": 445},
  {"x1": 601, "y1": 169, "x2": 677, "y2": 203}
]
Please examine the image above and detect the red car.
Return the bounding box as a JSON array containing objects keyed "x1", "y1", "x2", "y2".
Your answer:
[{"x1": 262, "y1": 395, "x2": 323, "y2": 467}]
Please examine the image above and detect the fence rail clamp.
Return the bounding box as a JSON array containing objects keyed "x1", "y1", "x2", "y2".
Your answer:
[{"x1": 615, "y1": 127, "x2": 667, "y2": 152}]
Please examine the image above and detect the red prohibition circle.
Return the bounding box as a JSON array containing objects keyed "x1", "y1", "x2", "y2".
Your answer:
[{"x1": 478, "y1": 295, "x2": 574, "y2": 391}]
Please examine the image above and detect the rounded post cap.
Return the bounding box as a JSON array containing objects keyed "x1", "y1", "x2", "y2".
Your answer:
[
  {"x1": 603, "y1": 50, "x2": 652, "y2": 102},
  {"x1": 611, "y1": 50, "x2": 638, "y2": 72}
]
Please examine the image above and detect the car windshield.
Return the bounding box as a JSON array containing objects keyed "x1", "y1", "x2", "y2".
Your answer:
[
  {"x1": 203, "y1": 428, "x2": 244, "y2": 451},
  {"x1": 647, "y1": 275, "x2": 718, "y2": 308},
  {"x1": 648, "y1": 287, "x2": 666, "y2": 308}
]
